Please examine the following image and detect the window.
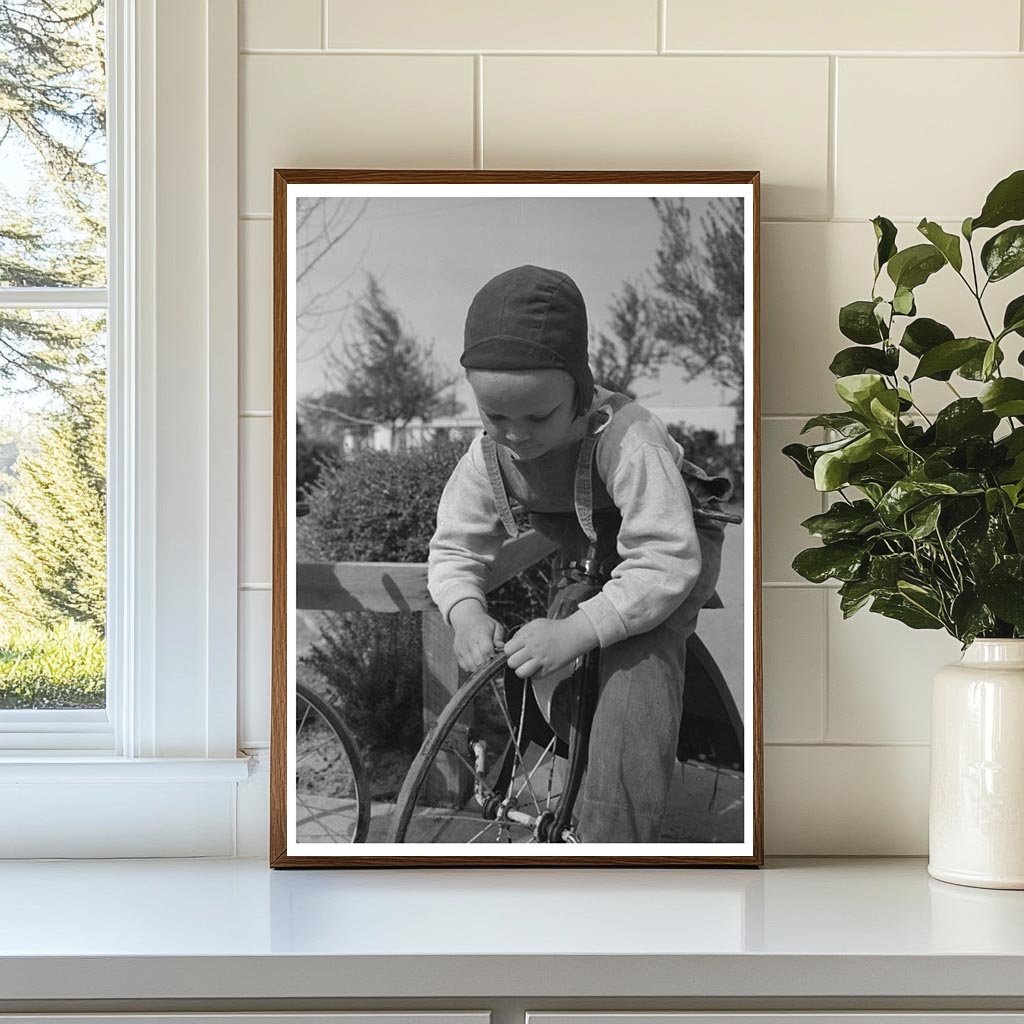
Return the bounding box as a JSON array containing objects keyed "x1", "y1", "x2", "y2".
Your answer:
[
  {"x1": 0, "y1": 0, "x2": 111, "y2": 749},
  {"x1": 0, "y1": 0, "x2": 246, "y2": 856}
]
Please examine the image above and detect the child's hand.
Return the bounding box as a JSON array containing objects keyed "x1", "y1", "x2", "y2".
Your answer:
[
  {"x1": 450, "y1": 599, "x2": 505, "y2": 673},
  {"x1": 504, "y1": 613, "x2": 599, "y2": 680}
]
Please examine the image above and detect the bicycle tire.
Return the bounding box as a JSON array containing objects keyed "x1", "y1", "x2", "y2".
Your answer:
[
  {"x1": 295, "y1": 683, "x2": 371, "y2": 843},
  {"x1": 386, "y1": 651, "x2": 584, "y2": 844}
]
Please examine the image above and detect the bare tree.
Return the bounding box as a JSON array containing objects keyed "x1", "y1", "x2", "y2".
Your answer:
[
  {"x1": 649, "y1": 197, "x2": 745, "y2": 398},
  {"x1": 589, "y1": 280, "x2": 665, "y2": 398},
  {"x1": 294, "y1": 196, "x2": 370, "y2": 361}
]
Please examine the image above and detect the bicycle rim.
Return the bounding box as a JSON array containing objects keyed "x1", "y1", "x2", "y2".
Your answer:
[
  {"x1": 386, "y1": 652, "x2": 579, "y2": 844},
  {"x1": 295, "y1": 684, "x2": 371, "y2": 843}
]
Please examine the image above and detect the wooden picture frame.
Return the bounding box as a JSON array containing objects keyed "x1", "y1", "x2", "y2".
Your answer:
[{"x1": 271, "y1": 170, "x2": 762, "y2": 867}]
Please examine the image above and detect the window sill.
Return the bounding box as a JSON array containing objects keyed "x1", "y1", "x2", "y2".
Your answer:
[{"x1": 0, "y1": 755, "x2": 253, "y2": 782}]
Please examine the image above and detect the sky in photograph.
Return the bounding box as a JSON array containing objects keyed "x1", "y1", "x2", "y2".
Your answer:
[{"x1": 295, "y1": 196, "x2": 732, "y2": 418}]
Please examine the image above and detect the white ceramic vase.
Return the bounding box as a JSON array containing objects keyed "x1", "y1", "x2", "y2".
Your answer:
[{"x1": 929, "y1": 639, "x2": 1024, "y2": 889}]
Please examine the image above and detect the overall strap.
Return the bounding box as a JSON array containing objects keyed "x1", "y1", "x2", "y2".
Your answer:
[
  {"x1": 480, "y1": 433, "x2": 519, "y2": 538},
  {"x1": 573, "y1": 395, "x2": 630, "y2": 544}
]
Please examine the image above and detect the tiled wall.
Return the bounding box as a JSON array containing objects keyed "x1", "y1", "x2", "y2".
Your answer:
[{"x1": 236, "y1": 0, "x2": 1024, "y2": 854}]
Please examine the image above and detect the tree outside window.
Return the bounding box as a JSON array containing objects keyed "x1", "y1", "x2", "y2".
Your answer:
[{"x1": 0, "y1": 0, "x2": 107, "y2": 709}]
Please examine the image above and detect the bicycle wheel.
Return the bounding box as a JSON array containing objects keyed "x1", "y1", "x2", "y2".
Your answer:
[
  {"x1": 295, "y1": 683, "x2": 371, "y2": 843},
  {"x1": 387, "y1": 651, "x2": 586, "y2": 844}
]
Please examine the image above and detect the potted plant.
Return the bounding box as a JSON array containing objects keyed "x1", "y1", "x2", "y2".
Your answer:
[{"x1": 785, "y1": 169, "x2": 1024, "y2": 889}]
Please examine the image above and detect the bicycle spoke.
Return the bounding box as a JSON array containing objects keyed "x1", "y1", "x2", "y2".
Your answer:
[
  {"x1": 489, "y1": 675, "x2": 543, "y2": 816},
  {"x1": 514, "y1": 735, "x2": 556, "y2": 802},
  {"x1": 545, "y1": 753, "x2": 557, "y2": 810},
  {"x1": 296, "y1": 793, "x2": 351, "y2": 842},
  {"x1": 440, "y1": 740, "x2": 480, "y2": 778},
  {"x1": 295, "y1": 733, "x2": 348, "y2": 766},
  {"x1": 467, "y1": 820, "x2": 498, "y2": 843}
]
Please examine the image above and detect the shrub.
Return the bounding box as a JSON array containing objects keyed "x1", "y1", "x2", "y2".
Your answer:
[
  {"x1": 301, "y1": 611, "x2": 422, "y2": 755},
  {"x1": 299, "y1": 435, "x2": 468, "y2": 563},
  {"x1": 0, "y1": 619, "x2": 105, "y2": 709},
  {"x1": 667, "y1": 422, "x2": 744, "y2": 507}
]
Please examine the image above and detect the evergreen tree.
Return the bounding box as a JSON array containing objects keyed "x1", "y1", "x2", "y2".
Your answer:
[
  {"x1": 0, "y1": 0, "x2": 106, "y2": 396},
  {"x1": 0, "y1": 371, "x2": 106, "y2": 633},
  {"x1": 326, "y1": 273, "x2": 458, "y2": 445}
]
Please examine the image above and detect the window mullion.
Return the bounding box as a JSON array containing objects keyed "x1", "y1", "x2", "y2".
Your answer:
[{"x1": 0, "y1": 287, "x2": 108, "y2": 310}]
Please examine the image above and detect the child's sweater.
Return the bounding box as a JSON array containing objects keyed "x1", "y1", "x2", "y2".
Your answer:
[{"x1": 428, "y1": 389, "x2": 706, "y2": 648}]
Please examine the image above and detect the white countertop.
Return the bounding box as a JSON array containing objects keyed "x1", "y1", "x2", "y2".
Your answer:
[{"x1": 1, "y1": 857, "x2": 1023, "y2": 1001}]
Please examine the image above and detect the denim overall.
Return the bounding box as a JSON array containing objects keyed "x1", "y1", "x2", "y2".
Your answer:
[{"x1": 480, "y1": 393, "x2": 726, "y2": 843}]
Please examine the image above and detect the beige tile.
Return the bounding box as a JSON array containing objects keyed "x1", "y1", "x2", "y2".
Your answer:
[
  {"x1": 836, "y1": 59, "x2": 1024, "y2": 221},
  {"x1": 240, "y1": 416, "x2": 273, "y2": 586},
  {"x1": 240, "y1": 55, "x2": 474, "y2": 213},
  {"x1": 827, "y1": 599, "x2": 962, "y2": 744},
  {"x1": 760, "y1": 417, "x2": 824, "y2": 584},
  {"x1": 765, "y1": 744, "x2": 929, "y2": 854},
  {"x1": 240, "y1": 220, "x2": 273, "y2": 411},
  {"x1": 327, "y1": 0, "x2": 656, "y2": 51},
  {"x1": 666, "y1": 0, "x2": 1020, "y2": 52},
  {"x1": 239, "y1": 589, "x2": 272, "y2": 747},
  {"x1": 762, "y1": 588, "x2": 824, "y2": 742},
  {"x1": 241, "y1": 0, "x2": 321, "y2": 50},
  {"x1": 762, "y1": 220, "x2": 1021, "y2": 415},
  {"x1": 483, "y1": 56, "x2": 830, "y2": 220}
]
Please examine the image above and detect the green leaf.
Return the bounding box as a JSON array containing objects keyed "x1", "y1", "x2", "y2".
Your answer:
[
  {"x1": 838, "y1": 579, "x2": 877, "y2": 617},
  {"x1": 829, "y1": 345, "x2": 899, "y2": 378},
  {"x1": 887, "y1": 244, "x2": 946, "y2": 291},
  {"x1": 908, "y1": 500, "x2": 942, "y2": 539},
  {"x1": 872, "y1": 216, "x2": 898, "y2": 277},
  {"x1": 981, "y1": 225, "x2": 1024, "y2": 283},
  {"x1": 911, "y1": 337, "x2": 988, "y2": 381},
  {"x1": 792, "y1": 543, "x2": 866, "y2": 583},
  {"x1": 800, "y1": 501, "x2": 879, "y2": 543},
  {"x1": 839, "y1": 300, "x2": 887, "y2": 345},
  {"x1": 800, "y1": 413, "x2": 866, "y2": 435},
  {"x1": 892, "y1": 286, "x2": 916, "y2": 316},
  {"x1": 871, "y1": 594, "x2": 943, "y2": 630},
  {"x1": 835, "y1": 373, "x2": 886, "y2": 413},
  {"x1": 814, "y1": 450, "x2": 851, "y2": 491},
  {"x1": 982, "y1": 341, "x2": 1000, "y2": 381},
  {"x1": 959, "y1": 344, "x2": 1004, "y2": 381},
  {"x1": 979, "y1": 378, "x2": 1024, "y2": 418},
  {"x1": 1003, "y1": 295, "x2": 1024, "y2": 339},
  {"x1": 900, "y1": 318, "x2": 955, "y2": 372},
  {"x1": 917, "y1": 219, "x2": 963, "y2": 272},
  {"x1": 970, "y1": 168, "x2": 1024, "y2": 232},
  {"x1": 950, "y1": 592, "x2": 995, "y2": 644},
  {"x1": 877, "y1": 479, "x2": 958, "y2": 524},
  {"x1": 868, "y1": 552, "x2": 914, "y2": 587},
  {"x1": 962, "y1": 216, "x2": 974, "y2": 241},
  {"x1": 782, "y1": 442, "x2": 815, "y2": 479},
  {"x1": 868, "y1": 389, "x2": 902, "y2": 430},
  {"x1": 933, "y1": 399, "x2": 999, "y2": 445},
  {"x1": 976, "y1": 579, "x2": 1024, "y2": 629}
]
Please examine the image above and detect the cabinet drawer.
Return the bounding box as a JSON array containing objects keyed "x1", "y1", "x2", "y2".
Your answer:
[
  {"x1": 0, "y1": 1016, "x2": 490, "y2": 1024},
  {"x1": 528, "y1": 1016, "x2": 1024, "y2": 1024}
]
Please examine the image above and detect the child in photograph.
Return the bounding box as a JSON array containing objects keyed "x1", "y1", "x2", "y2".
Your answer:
[{"x1": 427, "y1": 264, "x2": 732, "y2": 843}]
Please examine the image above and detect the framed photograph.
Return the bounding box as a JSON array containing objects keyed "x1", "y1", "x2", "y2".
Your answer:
[{"x1": 270, "y1": 170, "x2": 762, "y2": 867}]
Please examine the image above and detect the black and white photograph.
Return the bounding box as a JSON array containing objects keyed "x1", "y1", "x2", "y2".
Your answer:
[{"x1": 271, "y1": 171, "x2": 761, "y2": 866}]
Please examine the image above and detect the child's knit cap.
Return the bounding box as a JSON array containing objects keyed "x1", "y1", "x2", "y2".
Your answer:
[{"x1": 461, "y1": 264, "x2": 594, "y2": 418}]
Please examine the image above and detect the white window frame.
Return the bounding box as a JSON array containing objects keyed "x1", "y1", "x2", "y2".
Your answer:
[{"x1": 0, "y1": 0, "x2": 249, "y2": 857}]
